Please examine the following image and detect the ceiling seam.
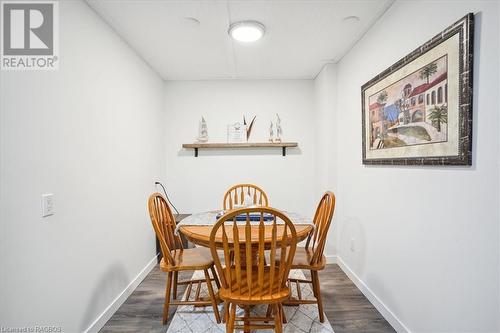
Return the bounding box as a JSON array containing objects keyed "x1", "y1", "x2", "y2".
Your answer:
[
  {"x1": 312, "y1": 0, "x2": 396, "y2": 80},
  {"x1": 84, "y1": 0, "x2": 166, "y2": 82},
  {"x1": 164, "y1": 76, "x2": 315, "y2": 82},
  {"x1": 87, "y1": 0, "x2": 396, "y2": 82},
  {"x1": 225, "y1": 0, "x2": 239, "y2": 78},
  {"x1": 331, "y1": 0, "x2": 396, "y2": 68}
]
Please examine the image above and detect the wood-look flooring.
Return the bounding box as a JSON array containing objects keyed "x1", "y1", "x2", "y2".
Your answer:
[{"x1": 100, "y1": 264, "x2": 395, "y2": 333}]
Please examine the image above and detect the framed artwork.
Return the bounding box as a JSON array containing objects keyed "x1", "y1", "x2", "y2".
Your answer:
[{"x1": 361, "y1": 13, "x2": 473, "y2": 165}]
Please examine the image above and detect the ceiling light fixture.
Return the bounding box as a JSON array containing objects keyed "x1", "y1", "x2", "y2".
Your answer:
[{"x1": 228, "y1": 21, "x2": 265, "y2": 43}]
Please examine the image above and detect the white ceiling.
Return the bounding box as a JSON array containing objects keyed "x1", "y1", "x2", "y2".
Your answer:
[{"x1": 86, "y1": 0, "x2": 394, "y2": 80}]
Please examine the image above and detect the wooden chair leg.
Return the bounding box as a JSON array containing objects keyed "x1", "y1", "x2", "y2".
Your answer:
[
  {"x1": 162, "y1": 271, "x2": 173, "y2": 324},
  {"x1": 204, "y1": 269, "x2": 221, "y2": 323},
  {"x1": 172, "y1": 271, "x2": 178, "y2": 299},
  {"x1": 280, "y1": 303, "x2": 287, "y2": 323},
  {"x1": 227, "y1": 302, "x2": 236, "y2": 332},
  {"x1": 243, "y1": 306, "x2": 251, "y2": 333},
  {"x1": 274, "y1": 304, "x2": 283, "y2": 333},
  {"x1": 210, "y1": 266, "x2": 221, "y2": 289},
  {"x1": 222, "y1": 301, "x2": 229, "y2": 323},
  {"x1": 264, "y1": 304, "x2": 272, "y2": 323},
  {"x1": 310, "y1": 276, "x2": 318, "y2": 298},
  {"x1": 312, "y1": 270, "x2": 325, "y2": 323}
]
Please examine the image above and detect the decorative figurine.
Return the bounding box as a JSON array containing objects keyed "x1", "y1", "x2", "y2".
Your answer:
[
  {"x1": 197, "y1": 116, "x2": 208, "y2": 142},
  {"x1": 275, "y1": 113, "x2": 282, "y2": 142},
  {"x1": 268, "y1": 121, "x2": 274, "y2": 142},
  {"x1": 244, "y1": 115, "x2": 257, "y2": 141}
]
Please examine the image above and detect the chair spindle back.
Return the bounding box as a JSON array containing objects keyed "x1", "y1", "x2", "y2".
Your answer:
[
  {"x1": 305, "y1": 191, "x2": 336, "y2": 265},
  {"x1": 223, "y1": 184, "x2": 269, "y2": 210},
  {"x1": 148, "y1": 193, "x2": 183, "y2": 266},
  {"x1": 210, "y1": 207, "x2": 297, "y2": 297}
]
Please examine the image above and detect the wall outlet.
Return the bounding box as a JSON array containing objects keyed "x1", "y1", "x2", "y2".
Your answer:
[
  {"x1": 42, "y1": 194, "x2": 54, "y2": 217},
  {"x1": 350, "y1": 237, "x2": 355, "y2": 252}
]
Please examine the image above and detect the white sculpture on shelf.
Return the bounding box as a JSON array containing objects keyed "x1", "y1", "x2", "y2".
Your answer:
[
  {"x1": 268, "y1": 121, "x2": 274, "y2": 142},
  {"x1": 197, "y1": 116, "x2": 209, "y2": 142},
  {"x1": 243, "y1": 193, "x2": 254, "y2": 206},
  {"x1": 275, "y1": 113, "x2": 282, "y2": 142}
]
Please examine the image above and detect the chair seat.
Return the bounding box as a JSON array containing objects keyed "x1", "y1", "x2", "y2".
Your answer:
[
  {"x1": 290, "y1": 247, "x2": 326, "y2": 270},
  {"x1": 219, "y1": 267, "x2": 291, "y2": 304},
  {"x1": 160, "y1": 247, "x2": 214, "y2": 272}
]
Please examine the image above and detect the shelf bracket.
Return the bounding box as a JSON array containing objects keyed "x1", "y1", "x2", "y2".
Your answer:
[
  {"x1": 194, "y1": 148, "x2": 198, "y2": 157},
  {"x1": 282, "y1": 147, "x2": 286, "y2": 156}
]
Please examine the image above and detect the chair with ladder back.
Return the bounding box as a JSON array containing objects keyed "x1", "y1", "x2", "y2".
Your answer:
[
  {"x1": 209, "y1": 207, "x2": 297, "y2": 332},
  {"x1": 283, "y1": 191, "x2": 335, "y2": 322},
  {"x1": 148, "y1": 193, "x2": 221, "y2": 324}
]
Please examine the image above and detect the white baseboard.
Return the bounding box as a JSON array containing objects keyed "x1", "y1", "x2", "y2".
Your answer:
[
  {"x1": 82, "y1": 253, "x2": 408, "y2": 333},
  {"x1": 325, "y1": 254, "x2": 338, "y2": 264},
  {"x1": 84, "y1": 255, "x2": 158, "y2": 333},
  {"x1": 336, "y1": 256, "x2": 411, "y2": 333}
]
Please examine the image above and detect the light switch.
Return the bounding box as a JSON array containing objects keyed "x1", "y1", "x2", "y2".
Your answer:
[{"x1": 42, "y1": 194, "x2": 54, "y2": 217}]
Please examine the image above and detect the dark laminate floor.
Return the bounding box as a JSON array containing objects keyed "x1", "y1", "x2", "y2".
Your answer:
[{"x1": 100, "y1": 264, "x2": 395, "y2": 333}]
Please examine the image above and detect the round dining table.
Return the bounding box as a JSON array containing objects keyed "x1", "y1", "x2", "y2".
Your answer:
[
  {"x1": 175, "y1": 210, "x2": 313, "y2": 309},
  {"x1": 177, "y1": 210, "x2": 314, "y2": 249}
]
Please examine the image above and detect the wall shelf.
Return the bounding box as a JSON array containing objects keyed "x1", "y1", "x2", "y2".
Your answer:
[{"x1": 182, "y1": 142, "x2": 298, "y2": 157}]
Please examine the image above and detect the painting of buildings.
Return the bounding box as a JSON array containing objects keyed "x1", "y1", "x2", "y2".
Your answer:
[{"x1": 368, "y1": 55, "x2": 448, "y2": 150}]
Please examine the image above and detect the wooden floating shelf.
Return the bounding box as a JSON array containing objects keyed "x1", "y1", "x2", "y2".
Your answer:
[{"x1": 182, "y1": 142, "x2": 298, "y2": 157}]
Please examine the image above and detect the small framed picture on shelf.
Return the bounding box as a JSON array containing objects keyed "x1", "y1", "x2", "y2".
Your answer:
[{"x1": 227, "y1": 123, "x2": 247, "y2": 143}]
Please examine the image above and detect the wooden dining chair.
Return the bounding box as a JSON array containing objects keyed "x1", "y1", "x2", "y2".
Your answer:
[
  {"x1": 209, "y1": 207, "x2": 297, "y2": 333},
  {"x1": 223, "y1": 184, "x2": 269, "y2": 210},
  {"x1": 148, "y1": 193, "x2": 221, "y2": 324},
  {"x1": 283, "y1": 191, "x2": 335, "y2": 322}
]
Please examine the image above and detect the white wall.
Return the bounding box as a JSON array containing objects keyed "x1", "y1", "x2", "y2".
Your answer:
[
  {"x1": 1, "y1": 1, "x2": 498, "y2": 332},
  {"x1": 498, "y1": 3, "x2": 500, "y2": 329},
  {"x1": 332, "y1": 1, "x2": 500, "y2": 332},
  {"x1": 0, "y1": 1, "x2": 164, "y2": 332},
  {"x1": 314, "y1": 64, "x2": 339, "y2": 257},
  {"x1": 164, "y1": 80, "x2": 317, "y2": 218}
]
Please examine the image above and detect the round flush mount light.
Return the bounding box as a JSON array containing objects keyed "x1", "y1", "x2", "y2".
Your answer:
[{"x1": 228, "y1": 21, "x2": 265, "y2": 43}]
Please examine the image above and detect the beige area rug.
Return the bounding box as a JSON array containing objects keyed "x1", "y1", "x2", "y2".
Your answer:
[{"x1": 166, "y1": 269, "x2": 334, "y2": 332}]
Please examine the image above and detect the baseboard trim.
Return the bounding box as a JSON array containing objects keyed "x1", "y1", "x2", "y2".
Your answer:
[
  {"x1": 84, "y1": 255, "x2": 158, "y2": 333},
  {"x1": 325, "y1": 254, "x2": 338, "y2": 264},
  {"x1": 336, "y1": 256, "x2": 411, "y2": 333},
  {"x1": 82, "y1": 253, "x2": 408, "y2": 332}
]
